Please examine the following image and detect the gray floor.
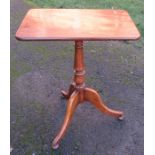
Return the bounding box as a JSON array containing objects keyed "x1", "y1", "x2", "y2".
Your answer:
[{"x1": 11, "y1": 0, "x2": 144, "y2": 154}]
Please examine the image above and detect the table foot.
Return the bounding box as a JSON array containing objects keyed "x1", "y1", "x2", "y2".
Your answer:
[
  {"x1": 52, "y1": 90, "x2": 79, "y2": 149},
  {"x1": 52, "y1": 143, "x2": 59, "y2": 150},
  {"x1": 61, "y1": 83, "x2": 76, "y2": 99},
  {"x1": 52, "y1": 86, "x2": 124, "y2": 148},
  {"x1": 61, "y1": 90, "x2": 69, "y2": 99},
  {"x1": 118, "y1": 115, "x2": 124, "y2": 121},
  {"x1": 84, "y1": 87, "x2": 123, "y2": 118}
]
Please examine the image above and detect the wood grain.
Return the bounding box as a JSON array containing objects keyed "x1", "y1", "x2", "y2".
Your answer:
[
  {"x1": 16, "y1": 9, "x2": 140, "y2": 41},
  {"x1": 52, "y1": 90, "x2": 79, "y2": 149},
  {"x1": 15, "y1": 9, "x2": 139, "y2": 149}
]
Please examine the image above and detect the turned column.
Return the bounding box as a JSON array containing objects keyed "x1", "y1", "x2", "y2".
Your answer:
[
  {"x1": 74, "y1": 40, "x2": 85, "y2": 88},
  {"x1": 61, "y1": 40, "x2": 85, "y2": 99},
  {"x1": 73, "y1": 40, "x2": 86, "y2": 102}
]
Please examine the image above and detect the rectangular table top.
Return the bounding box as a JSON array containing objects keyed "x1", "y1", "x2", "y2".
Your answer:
[{"x1": 16, "y1": 9, "x2": 140, "y2": 41}]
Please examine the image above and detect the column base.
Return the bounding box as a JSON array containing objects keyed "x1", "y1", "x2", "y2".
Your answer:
[{"x1": 52, "y1": 85, "x2": 124, "y2": 149}]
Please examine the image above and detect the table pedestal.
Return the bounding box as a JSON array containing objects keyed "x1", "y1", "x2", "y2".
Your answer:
[{"x1": 52, "y1": 40, "x2": 124, "y2": 149}]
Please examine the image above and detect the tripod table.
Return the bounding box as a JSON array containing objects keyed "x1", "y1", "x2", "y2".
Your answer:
[{"x1": 16, "y1": 9, "x2": 140, "y2": 149}]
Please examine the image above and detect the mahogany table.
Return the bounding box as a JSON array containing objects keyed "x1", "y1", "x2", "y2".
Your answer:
[{"x1": 16, "y1": 9, "x2": 140, "y2": 149}]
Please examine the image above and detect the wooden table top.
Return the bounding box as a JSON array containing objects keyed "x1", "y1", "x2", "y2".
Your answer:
[{"x1": 16, "y1": 9, "x2": 140, "y2": 41}]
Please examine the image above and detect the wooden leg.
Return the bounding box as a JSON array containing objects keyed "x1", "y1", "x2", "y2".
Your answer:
[
  {"x1": 61, "y1": 83, "x2": 76, "y2": 99},
  {"x1": 84, "y1": 87, "x2": 124, "y2": 118},
  {"x1": 52, "y1": 90, "x2": 79, "y2": 149},
  {"x1": 52, "y1": 41, "x2": 124, "y2": 149}
]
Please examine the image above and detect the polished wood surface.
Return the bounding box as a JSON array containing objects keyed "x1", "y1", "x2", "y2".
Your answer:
[
  {"x1": 52, "y1": 90, "x2": 79, "y2": 149},
  {"x1": 52, "y1": 41, "x2": 123, "y2": 149},
  {"x1": 15, "y1": 9, "x2": 141, "y2": 149},
  {"x1": 16, "y1": 9, "x2": 140, "y2": 41}
]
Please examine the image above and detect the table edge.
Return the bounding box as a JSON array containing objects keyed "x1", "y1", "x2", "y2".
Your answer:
[
  {"x1": 15, "y1": 34, "x2": 141, "y2": 41},
  {"x1": 15, "y1": 8, "x2": 141, "y2": 41}
]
